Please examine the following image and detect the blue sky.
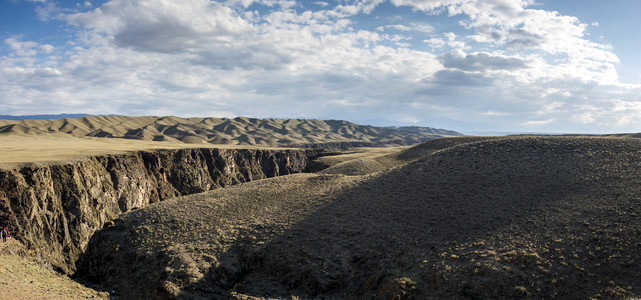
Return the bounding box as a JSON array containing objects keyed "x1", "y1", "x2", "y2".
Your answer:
[{"x1": 1, "y1": 0, "x2": 640, "y2": 134}]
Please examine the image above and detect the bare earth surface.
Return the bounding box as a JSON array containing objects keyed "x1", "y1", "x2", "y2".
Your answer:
[
  {"x1": 74, "y1": 136, "x2": 641, "y2": 299},
  {"x1": 0, "y1": 239, "x2": 109, "y2": 299}
]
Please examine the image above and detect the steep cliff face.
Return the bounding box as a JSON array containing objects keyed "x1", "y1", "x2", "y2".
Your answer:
[{"x1": 0, "y1": 148, "x2": 318, "y2": 274}]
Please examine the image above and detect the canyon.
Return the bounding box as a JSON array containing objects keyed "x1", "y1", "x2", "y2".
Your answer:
[{"x1": 0, "y1": 147, "x2": 319, "y2": 274}]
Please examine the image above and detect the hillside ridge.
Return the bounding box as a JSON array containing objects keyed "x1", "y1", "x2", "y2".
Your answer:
[
  {"x1": 74, "y1": 136, "x2": 641, "y2": 299},
  {"x1": 0, "y1": 116, "x2": 462, "y2": 147}
]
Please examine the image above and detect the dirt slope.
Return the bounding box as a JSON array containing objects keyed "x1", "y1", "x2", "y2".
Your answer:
[
  {"x1": 0, "y1": 116, "x2": 462, "y2": 147},
  {"x1": 0, "y1": 239, "x2": 109, "y2": 299},
  {"x1": 75, "y1": 136, "x2": 641, "y2": 299},
  {"x1": 319, "y1": 136, "x2": 500, "y2": 175}
]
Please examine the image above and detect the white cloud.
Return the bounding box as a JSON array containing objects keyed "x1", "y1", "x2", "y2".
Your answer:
[
  {"x1": 571, "y1": 112, "x2": 597, "y2": 124},
  {"x1": 484, "y1": 111, "x2": 510, "y2": 116},
  {"x1": 522, "y1": 118, "x2": 556, "y2": 126},
  {"x1": 35, "y1": 1, "x2": 64, "y2": 21},
  {"x1": 424, "y1": 37, "x2": 445, "y2": 48},
  {"x1": 439, "y1": 50, "x2": 530, "y2": 71},
  {"x1": 535, "y1": 102, "x2": 564, "y2": 116},
  {"x1": 4, "y1": 37, "x2": 54, "y2": 57},
  {"x1": 391, "y1": 0, "x2": 620, "y2": 84},
  {"x1": 439, "y1": 32, "x2": 467, "y2": 49},
  {"x1": 378, "y1": 24, "x2": 411, "y2": 31},
  {"x1": 334, "y1": 0, "x2": 386, "y2": 16},
  {"x1": 67, "y1": 0, "x2": 253, "y2": 45},
  {"x1": 377, "y1": 22, "x2": 434, "y2": 33},
  {"x1": 389, "y1": 0, "x2": 464, "y2": 12},
  {"x1": 4, "y1": 38, "x2": 39, "y2": 56},
  {"x1": 1, "y1": 0, "x2": 640, "y2": 133},
  {"x1": 409, "y1": 22, "x2": 435, "y2": 33},
  {"x1": 444, "y1": 32, "x2": 456, "y2": 41},
  {"x1": 39, "y1": 44, "x2": 55, "y2": 54}
]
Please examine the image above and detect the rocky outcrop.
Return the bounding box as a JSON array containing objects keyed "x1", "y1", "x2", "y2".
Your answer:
[{"x1": 0, "y1": 148, "x2": 318, "y2": 274}]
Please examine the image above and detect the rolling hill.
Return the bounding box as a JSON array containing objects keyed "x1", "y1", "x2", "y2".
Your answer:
[
  {"x1": 74, "y1": 136, "x2": 641, "y2": 299},
  {"x1": 0, "y1": 116, "x2": 462, "y2": 147}
]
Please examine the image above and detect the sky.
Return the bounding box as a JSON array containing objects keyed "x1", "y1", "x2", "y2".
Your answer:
[{"x1": 1, "y1": 0, "x2": 641, "y2": 134}]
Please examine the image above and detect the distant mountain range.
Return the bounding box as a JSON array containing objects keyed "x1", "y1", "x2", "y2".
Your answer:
[
  {"x1": 0, "y1": 114, "x2": 97, "y2": 120},
  {"x1": 0, "y1": 115, "x2": 463, "y2": 148}
]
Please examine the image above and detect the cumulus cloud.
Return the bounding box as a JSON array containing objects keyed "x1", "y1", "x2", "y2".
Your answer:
[
  {"x1": 522, "y1": 118, "x2": 556, "y2": 126},
  {"x1": 424, "y1": 37, "x2": 445, "y2": 48},
  {"x1": 34, "y1": 1, "x2": 65, "y2": 21},
  {"x1": 389, "y1": 0, "x2": 464, "y2": 12},
  {"x1": 4, "y1": 37, "x2": 54, "y2": 57},
  {"x1": 67, "y1": 0, "x2": 253, "y2": 51},
  {"x1": 377, "y1": 23, "x2": 434, "y2": 33},
  {"x1": 391, "y1": 0, "x2": 619, "y2": 80},
  {"x1": 439, "y1": 50, "x2": 530, "y2": 71},
  {"x1": 334, "y1": 0, "x2": 386, "y2": 16},
  {"x1": 4, "y1": 38, "x2": 39, "y2": 56},
  {"x1": 1, "y1": 0, "x2": 640, "y2": 133}
]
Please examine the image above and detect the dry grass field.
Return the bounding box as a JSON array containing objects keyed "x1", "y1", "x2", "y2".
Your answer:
[
  {"x1": 0, "y1": 115, "x2": 461, "y2": 167},
  {"x1": 318, "y1": 136, "x2": 501, "y2": 175},
  {"x1": 0, "y1": 134, "x2": 278, "y2": 167},
  {"x1": 0, "y1": 239, "x2": 109, "y2": 299},
  {"x1": 73, "y1": 136, "x2": 641, "y2": 299}
]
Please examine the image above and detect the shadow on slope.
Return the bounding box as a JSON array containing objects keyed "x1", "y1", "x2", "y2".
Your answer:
[
  {"x1": 76, "y1": 137, "x2": 641, "y2": 299},
  {"x1": 319, "y1": 136, "x2": 502, "y2": 175}
]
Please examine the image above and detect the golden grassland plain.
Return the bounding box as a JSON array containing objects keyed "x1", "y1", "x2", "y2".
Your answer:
[
  {"x1": 313, "y1": 147, "x2": 407, "y2": 166},
  {"x1": 0, "y1": 115, "x2": 461, "y2": 167},
  {"x1": 0, "y1": 134, "x2": 288, "y2": 167}
]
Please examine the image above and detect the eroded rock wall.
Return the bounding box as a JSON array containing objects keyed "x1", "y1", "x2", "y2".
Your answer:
[{"x1": 0, "y1": 148, "x2": 317, "y2": 273}]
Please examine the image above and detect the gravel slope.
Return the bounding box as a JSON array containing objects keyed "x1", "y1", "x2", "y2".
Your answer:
[
  {"x1": 76, "y1": 136, "x2": 641, "y2": 299},
  {"x1": 0, "y1": 239, "x2": 109, "y2": 299}
]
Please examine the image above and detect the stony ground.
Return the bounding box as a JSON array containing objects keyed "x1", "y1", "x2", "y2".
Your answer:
[{"x1": 74, "y1": 136, "x2": 641, "y2": 299}]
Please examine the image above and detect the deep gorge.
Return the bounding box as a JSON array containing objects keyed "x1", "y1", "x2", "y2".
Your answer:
[{"x1": 0, "y1": 147, "x2": 320, "y2": 273}]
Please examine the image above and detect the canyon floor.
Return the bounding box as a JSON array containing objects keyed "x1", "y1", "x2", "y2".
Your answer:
[{"x1": 2, "y1": 132, "x2": 641, "y2": 299}]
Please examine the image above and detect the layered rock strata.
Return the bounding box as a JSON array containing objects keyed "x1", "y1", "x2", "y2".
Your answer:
[{"x1": 0, "y1": 148, "x2": 318, "y2": 273}]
